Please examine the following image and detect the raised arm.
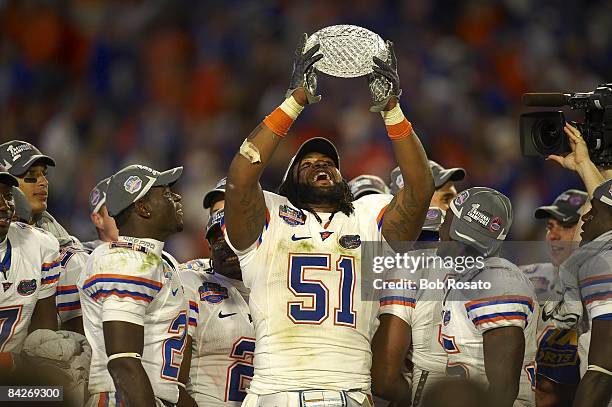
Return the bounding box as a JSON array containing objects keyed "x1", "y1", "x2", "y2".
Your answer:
[
  {"x1": 225, "y1": 35, "x2": 322, "y2": 250},
  {"x1": 483, "y1": 326, "x2": 525, "y2": 407},
  {"x1": 369, "y1": 42, "x2": 434, "y2": 242}
]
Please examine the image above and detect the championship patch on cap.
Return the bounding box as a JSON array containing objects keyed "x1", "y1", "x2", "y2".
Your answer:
[
  {"x1": 17, "y1": 279, "x2": 37, "y2": 296},
  {"x1": 199, "y1": 282, "x2": 229, "y2": 304},
  {"x1": 454, "y1": 190, "x2": 469, "y2": 206},
  {"x1": 279, "y1": 205, "x2": 306, "y2": 226},
  {"x1": 90, "y1": 187, "x2": 101, "y2": 207},
  {"x1": 124, "y1": 176, "x2": 143, "y2": 194},
  {"x1": 465, "y1": 203, "x2": 492, "y2": 228},
  {"x1": 426, "y1": 209, "x2": 440, "y2": 220},
  {"x1": 489, "y1": 216, "x2": 502, "y2": 232}
]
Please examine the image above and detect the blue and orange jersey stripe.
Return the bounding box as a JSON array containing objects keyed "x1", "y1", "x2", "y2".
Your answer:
[
  {"x1": 41, "y1": 259, "x2": 61, "y2": 272},
  {"x1": 472, "y1": 311, "x2": 527, "y2": 326},
  {"x1": 189, "y1": 301, "x2": 199, "y2": 313},
  {"x1": 580, "y1": 274, "x2": 612, "y2": 289},
  {"x1": 56, "y1": 285, "x2": 78, "y2": 295},
  {"x1": 465, "y1": 295, "x2": 534, "y2": 313},
  {"x1": 379, "y1": 295, "x2": 416, "y2": 307},
  {"x1": 83, "y1": 274, "x2": 162, "y2": 291},
  {"x1": 377, "y1": 206, "x2": 387, "y2": 231},
  {"x1": 41, "y1": 273, "x2": 60, "y2": 285},
  {"x1": 582, "y1": 291, "x2": 612, "y2": 305},
  {"x1": 57, "y1": 300, "x2": 81, "y2": 311},
  {"x1": 91, "y1": 289, "x2": 154, "y2": 303}
]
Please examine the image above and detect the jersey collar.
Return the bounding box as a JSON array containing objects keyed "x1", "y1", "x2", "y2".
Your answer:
[{"x1": 118, "y1": 236, "x2": 164, "y2": 256}]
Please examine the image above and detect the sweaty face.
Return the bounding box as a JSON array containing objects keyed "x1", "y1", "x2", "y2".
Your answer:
[
  {"x1": 17, "y1": 164, "x2": 49, "y2": 216},
  {"x1": 294, "y1": 152, "x2": 344, "y2": 205},
  {"x1": 545, "y1": 218, "x2": 578, "y2": 266},
  {"x1": 581, "y1": 199, "x2": 612, "y2": 244},
  {"x1": 148, "y1": 186, "x2": 183, "y2": 234},
  {"x1": 0, "y1": 184, "x2": 15, "y2": 239},
  {"x1": 431, "y1": 182, "x2": 457, "y2": 212}
]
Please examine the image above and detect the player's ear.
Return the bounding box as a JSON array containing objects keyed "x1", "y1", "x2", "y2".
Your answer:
[{"x1": 134, "y1": 199, "x2": 152, "y2": 219}]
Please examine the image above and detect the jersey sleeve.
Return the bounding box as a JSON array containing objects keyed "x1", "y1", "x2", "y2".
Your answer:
[
  {"x1": 81, "y1": 250, "x2": 164, "y2": 326},
  {"x1": 39, "y1": 232, "x2": 62, "y2": 299},
  {"x1": 223, "y1": 190, "x2": 283, "y2": 266},
  {"x1": 464, "y1": 267, "x2": 536, "y2": 333},
  {"x1": 177, "y1": 267, "x2": 203, "y2": 335},
  {"x1": 378, "y1": 267, "x2": 417, "y2": 325},
  {"x1": 56, "y1": 248, "x2": 88, "y2": 322},
  {"x1": 579, "y1": 253, "x2": 612, "y2": 320},
  {"x1": 353, "y1": 193, "x2": 394, "y2": 242}
]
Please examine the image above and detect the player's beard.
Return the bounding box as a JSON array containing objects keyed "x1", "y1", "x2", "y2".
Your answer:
[{"x1": 299, "y1": 183, "x2": 344, "y2": 206}]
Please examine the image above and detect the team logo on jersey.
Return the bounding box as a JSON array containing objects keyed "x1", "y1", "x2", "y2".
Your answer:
[
  {"x1": 339, "y1": 234, "x2": 361, "y2": 249},
  {"x1": 124, "y1": 175, "x2": 143, "y2": 194},
  {"x1": 17, "y1": 279, "x2": 37, "y2": 296},
  {"x1": 442, "y1": 309, "x2": 451, "y2": 326},
  {"x1": 199, "y1": 282, "x2": 229, "y2": 303},
  {"x1": 279, "y1": 205, "x2": 306, "y2": 226},
  {"x1": 2, "y1": 282, "x2": 12, "y2": 292},
  {"x1": 320, "y1": 231, "x2": 333, "y2": 241}
]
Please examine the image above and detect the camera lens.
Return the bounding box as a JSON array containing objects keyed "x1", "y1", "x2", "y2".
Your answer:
[{"x1": 533, "y1": 119, "x2": 562, "y2": 153}]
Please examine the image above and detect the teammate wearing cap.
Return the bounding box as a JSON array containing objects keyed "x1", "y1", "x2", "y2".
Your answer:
[
  {"x1": 0, "y1": 140, "x2": 78, "y2": 247},
  {"x1": 438, "y1": 187, "x2": 538, "y2": 406},
  {"x1": 519, "y1": 189, "x2": 587, "y2": 407},
  {"x1": 390, "y1": 160, "x2": 465, "y2": 212},
  {"x1": 569, "y1": 179, "x2": 612, "y2": 407},
  {"x1": 0, "y1": 140, "x2": 89, "y2": 334},
  {"x1": 224, "y1": 35, "x2": 433, "y2": 406},
  {"x1": 348, "y1": 175, "x2": 390, "y2": 200},
  {"x1": 78, "y1": 164, "x2": 195, "y2": 407},
  {"x1": 83, "y1": 177, "x2": 119, "y2": 252},
  {"x1": 372, "y1": 207, "x2": 449, "y2": 406},
  {"x1": 180, "y1": 179, "x2": 255, "y2": 406},
  {"x1": 0, "y1": 172, "x2": 61, "y2": 382}
]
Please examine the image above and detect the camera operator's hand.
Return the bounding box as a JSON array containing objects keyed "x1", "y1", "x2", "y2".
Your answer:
[
  {"x1": 546, "y1": 123, "x2": 590, "y2": 172},
  {"x1": 547, "y1": 123, "x2": 605, "y2": 196}
]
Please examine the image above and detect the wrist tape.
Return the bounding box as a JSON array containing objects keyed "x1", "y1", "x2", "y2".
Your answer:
[
  {"x1": 263, "y1": 96, "x2": 304, "y2": 137},
  {"x1": 381, "y1": 104, "x2": 413, "y2": 140}
]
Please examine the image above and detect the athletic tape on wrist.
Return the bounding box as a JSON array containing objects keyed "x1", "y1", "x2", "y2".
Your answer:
[
  {"x1": 263, "y1": 96, "x2": 304, "y2": 137},
  {"x1": 107, "y1": 352, "x2": 142, "y2": 362},
  {"x1": 587, "y1": 364, "x2": 612, "y2": 376},
  {"x1": 381, "y1": 104, "x2": 413, "y2": 140}
]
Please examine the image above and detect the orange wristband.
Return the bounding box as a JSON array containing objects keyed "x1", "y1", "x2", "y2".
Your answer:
[
  {"x1": 263, "y1": 107, "x2": 293, "y2": 138},
  {"x1": 386, "y1": 118, "x2": 413, "y2": 140}
]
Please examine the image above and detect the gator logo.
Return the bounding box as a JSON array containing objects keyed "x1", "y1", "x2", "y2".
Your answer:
[
  {"x1": 339, "y1": 235, "x2": 361, "y2": 249},
  {"x1": 17, "y1": 279, "x2": 37, "y2": 296}
]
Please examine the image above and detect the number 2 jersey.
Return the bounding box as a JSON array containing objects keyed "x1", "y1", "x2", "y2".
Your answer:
[
  {"x1": 180, "y1": 259, "x2": 255, "y2": 406},
  {"x1": 0, "y1": 222, "x2": 60, "y2": 353},
  {"x1": 224, "y1": 191, "x2": 392, "y2": 394},
  {"x1": 78, "y1": 236, "x2": 188, "y2": 404},
  {"x1": 441, "y1": 257, "x2": 538, "y2": 406}
]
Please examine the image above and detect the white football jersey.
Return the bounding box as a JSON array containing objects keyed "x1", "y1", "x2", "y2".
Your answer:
[
  {"x1": 56, "y1": 246, "x2": 89, "y2": 323},
  {"x1": 441, "y1": 257, "x2": 538, "y2": 406},
  {"x1": 0, "y1": 222, "x2": 61, "y2": 353},
  {"x1": 224, "y1": 191, "x2": 392, "y2": 394},
  {"x1": 179, "y1": 259, "x2": 255, "y2": 406},
  {"x1": 378, "y1": 254, "x2": 448, "y2": 403},
  {"x1": 78, "y1": 236, "x2": 188, "y2": 404},
  {"x1": 521, "y1": 262, "x2": 581, "y2": 385}
]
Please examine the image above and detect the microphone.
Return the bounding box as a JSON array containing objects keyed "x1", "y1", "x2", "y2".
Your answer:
[{"x1": 522, "y1": 93, "x2": 571, "y2": 107}]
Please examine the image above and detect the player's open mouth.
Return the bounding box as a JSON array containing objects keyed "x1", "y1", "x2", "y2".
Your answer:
[{"x1": 311, "y1": 171, "x2": 332, "y2": 184}]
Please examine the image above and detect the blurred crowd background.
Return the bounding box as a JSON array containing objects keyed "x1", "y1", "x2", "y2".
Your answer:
[{"x1": 1, "y1": 0, "x2": 610, "y2": 261}]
